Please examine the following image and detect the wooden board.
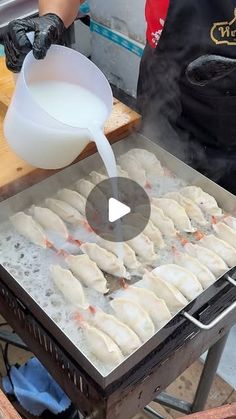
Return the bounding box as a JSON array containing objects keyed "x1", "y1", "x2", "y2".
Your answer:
[
  {"x1": 0, "y1": 57, "x2": 141, "y2": 200},
  {"x1": 0, "y1": 389, "x2": 21, "y2": 419},
  {"x1": 178, "y1": 402, "x2": 236, "y2": 418}
]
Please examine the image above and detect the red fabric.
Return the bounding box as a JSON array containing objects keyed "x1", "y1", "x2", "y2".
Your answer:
[{"x1": 145, "y1": 0, "x2": 170, "y2": 48}]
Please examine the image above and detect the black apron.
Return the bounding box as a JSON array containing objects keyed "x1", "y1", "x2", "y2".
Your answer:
[{"x1": 138, "y1": 0, "x2": 236, "y2": 193}]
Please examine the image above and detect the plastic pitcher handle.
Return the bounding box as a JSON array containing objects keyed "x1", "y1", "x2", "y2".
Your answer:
[
  {"x1": 27, "y1": 32, "x2": 35, "y2": 45},
  {"x1": 13, "y1": 32, "x2": 35, "y2": 84}
]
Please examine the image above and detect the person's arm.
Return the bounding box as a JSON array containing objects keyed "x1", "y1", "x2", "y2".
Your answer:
[{"x1": 39, "y1": 0, "x2": 82, "y2": 28}]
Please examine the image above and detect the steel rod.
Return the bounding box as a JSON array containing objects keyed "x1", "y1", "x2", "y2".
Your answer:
[
  {"x1": 191, "y1": 332, "x2": 230, "y2": 413},
  {"x1": 0, "y1": 330, "x2": 28, "y2": 350},
  {"x1": 143, "y1": 405, "x2": 165, "y2": 419},
  {"x1": 153, "y1": 392, "x2": 192, "y2": 414}
]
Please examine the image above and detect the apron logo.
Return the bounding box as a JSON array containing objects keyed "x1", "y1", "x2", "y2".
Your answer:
[{"x1": 211, "y1": 8, "x2": 236, "y2": 45}]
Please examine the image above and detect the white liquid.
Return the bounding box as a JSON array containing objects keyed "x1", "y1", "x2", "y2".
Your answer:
[
  {"x1": 29, "y1": 81, "x2": 107, "y2": 128},
  {"x1": 29, "y1": 81, "x2": 117, "y2": 179},
  {"x1": 29, "y1": 80, "x2": 121, "y2": 246}
]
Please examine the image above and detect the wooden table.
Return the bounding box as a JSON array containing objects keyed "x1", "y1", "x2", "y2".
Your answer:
[{"x1": 0, "y1": 57, "x2": 141, "y2": 200}]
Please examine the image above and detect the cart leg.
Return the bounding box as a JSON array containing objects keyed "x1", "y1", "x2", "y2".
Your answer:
[{"x1": 191, "y1": 332, "x2": 229, "y2": 413}]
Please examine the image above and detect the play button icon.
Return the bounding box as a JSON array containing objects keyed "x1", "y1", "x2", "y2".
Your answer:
[
  {"x1": 85, "y1": 177, "x2": 151, "y2": 242},
  {"x1": 108, "y1": 198, "x2": 131, "y2": 222}
]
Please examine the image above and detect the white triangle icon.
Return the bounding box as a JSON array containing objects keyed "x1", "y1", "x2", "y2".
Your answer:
[{"x1": 108, "y1": 198, "x2": 131, "y2": 223}]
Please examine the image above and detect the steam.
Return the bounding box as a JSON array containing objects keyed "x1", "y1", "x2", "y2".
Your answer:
[
  {"x1": 136, "y1": 45, "x2": 234, "y2": 189},
  {"x1": 137, "y1": 45, "x2": 195, "y2": 163}
]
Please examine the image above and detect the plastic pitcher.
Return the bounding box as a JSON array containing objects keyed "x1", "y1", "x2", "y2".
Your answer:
[{"x1": 4, "y1": 45, "x2": 113, "y2": 169}]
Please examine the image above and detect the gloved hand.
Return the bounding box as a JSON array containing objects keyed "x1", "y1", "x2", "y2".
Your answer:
[{"x1": 3, "y1": 13, "x2": 65, "y2": 73}]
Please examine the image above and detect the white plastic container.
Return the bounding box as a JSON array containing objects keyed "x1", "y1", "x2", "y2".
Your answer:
[{"x1": 4, "y1": 45, "x2": 113, "y2": 169}]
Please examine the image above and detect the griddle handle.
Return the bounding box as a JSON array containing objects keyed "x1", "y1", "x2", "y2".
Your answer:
[{"x1": 183, "y1": 275, "x2": 236, "y2": 331}]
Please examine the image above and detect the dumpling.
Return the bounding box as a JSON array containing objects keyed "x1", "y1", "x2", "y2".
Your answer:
[
  {"x1": 224, "y1": 216, "x2": 236, "y2": 231},
  {"x1": 90, "y1": 309, "x2": 141, "y2": 356},
  {"x1": 129, "y1": 214, "x2": 165, "y2": 249},
  {"x1": 30, "y1": 206, "x2": 68, "y2": 240},
  {"x1": 45, "y1": 198, "x2": 84, "y2": 225},
  {"x1": 165, "y1": 191, "x2": 207, "y2": 226},
  {"x1": 90, "y1": 171, "x2": 107, "y2": 185},
  {"x1": 184, "y1": 243, "x2": 228, "y2": 277},
  {"x1": 114, "y1": 286, "x2": 171, "y2": 329},
  {"x1": 173, "y1": 250, "x2": 215, "y2": 289},
  {"x1": 10, "y1": 212, "x2": 47, "y2": 248},
  {"x1": 97, "y1": 237, "x2": 142, "y2": 271},
  {"x1": 180, "y1": 186, "x2": 222, "y2": 216},
  {"x1": 148, "y1": 205, "x2": 177, "y2": 237},
  {"x1": 57, "y1": 189, "x2": 86, "y2": 215},
  {"x1": 213, "y1": 222, "x2": 236, "y2": 250},
  {"x1": 143, "y1": 220, "x2": 165, "y2": 248},
  {"x1": 84, "y1": 324, "x2": 124, "y2": 366},
  {"x1": 75, "y1": 179, "x2": 95, "y2": 198},
  {"x1": 80, "y1": 243, "x2": 130, "y2": 279},
  {"x1": 125, "y1": 148, "x2": 164, "y2": 176},
  {"x1": 200, "y1": 234, "x2": 236, "y2": 268},
  {"x1": 118, "y1": 154, "x2": 147, "y2": 187},
  {"x1": 116, "y1": 165, "x2": 129, "y2": 178},
  {"x1": 75, "y1": 179, "x2": 106, "y2": 204},
  {"x1": 152, "y1": 198, "x2": 195, "y2": 233},
  {"x1": 110, "y1": 298, "x2": 155, "y2": 343},
  {"x1": 66, "y1": 254, "x2": 108, "y2": 294},
  {"x1": 153, "y1": 264, "x2": 203, "y2": 300},
  {"x1": 50, "y1": 265, "x2": 88, "y2": 309},
  {"x1": 142, "y1": 271, "x2": 188, "y2": 315},
  {"x1": 126, "y1": 228, "x2": 157, "y2": 264}
]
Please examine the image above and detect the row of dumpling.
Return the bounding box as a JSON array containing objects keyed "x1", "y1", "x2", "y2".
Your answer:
[
  {"x1": 118, "y1": 148, "x2": 165, "y2": 187},
  {"x1": 117, "y1": 149, "x2": 218, "y2": 219},
  {"x1": 50, "y1": 262, "x2": 173, "y2": 367},
  {"x1": 118, "y1": 148, "x2": 222, "y2": 220},
  {"x1": 10, "y1": 211, "x2": 133, "y2": 290},
  {"x1": 9, "y1": 208, "x2": 160, "y2": 284},
  {"x1": 117, "y1": 148, "x2": 225, "y2": 225},
  {"x1": 142, "y1": 185, "x2": 224, "y2": 233},
  {"x1": 9, "y1": 172, "x2": 169, "y2": 279},
  {"x1": 139, "y1": 226, "x2": 236, "y2": 304},
  {"x1": 182, "y1": 227, "x2": 236, "y2": 274},
  {"x1": 8, "y1": 174, "x2": 136, "y2": 282},
  {"x1": 148, "y1": 224, "x2": 236, "y2": 299},
  {"x1": 151, "y1": 228, "x2": 236, "y2": 298},
  {"x1": 91, "y1": 151, "x2": 224, "y2": 234},
  {"x1": 130, "y1": 181, "x2": 234, "y2": 278},
  {"x1": 85, "y1": 148, "x2": 164, "y2": 187},
  {"x1": 79, "y1": 169, "x2": 225, "y2": 253},
  {"x1": 170, "y1": 199, "x2": 236, "y2": 279}
]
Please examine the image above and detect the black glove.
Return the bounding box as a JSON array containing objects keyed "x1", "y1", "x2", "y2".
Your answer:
[{"x1": 3, "y1": 13, "x2": 65, "y2": 73}]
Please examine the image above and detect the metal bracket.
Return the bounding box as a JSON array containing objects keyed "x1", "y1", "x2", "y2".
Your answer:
[
  {"x1": 226, "y1": 274, "x2": 236, "y2": 287},
  {"x1": 184, "y1": 301, "x2": 236, "y2": 330},
  {"x1": 183, "y1": 275, "x2": 236, "y2": 330}
]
